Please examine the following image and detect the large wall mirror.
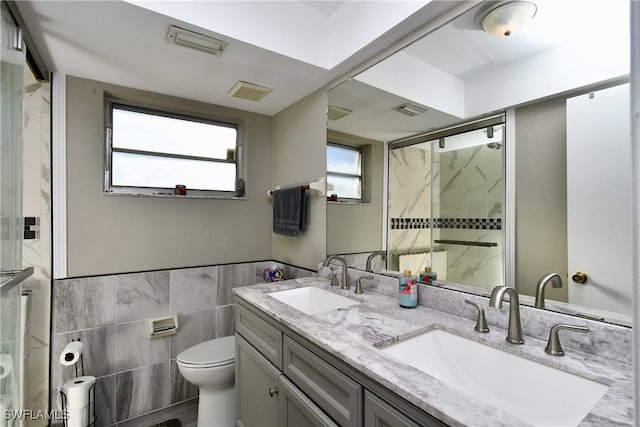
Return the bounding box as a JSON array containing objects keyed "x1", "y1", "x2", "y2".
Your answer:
[{"x1": 326, "y1": 0, "x2": 631, "y2": 326}]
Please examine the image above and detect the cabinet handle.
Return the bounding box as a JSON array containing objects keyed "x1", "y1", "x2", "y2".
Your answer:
[{"x1": 268, "y1": 386, "x2": 279, "y2": 397}]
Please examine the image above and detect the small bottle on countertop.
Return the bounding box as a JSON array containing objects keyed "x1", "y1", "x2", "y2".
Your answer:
[
  {"x1": 399, "y1": 270, "x2": 418, "y2": 308},
  {"x1": 419, "y1": 260, "x2": 437, "y2": 285}
]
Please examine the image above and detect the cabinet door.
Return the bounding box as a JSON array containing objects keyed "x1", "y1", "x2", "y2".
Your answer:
[
  {"x1": 279, "y1": 376, "x2": 339, "y2": 427},
  {"x1": 236, "y1": 334, "x2": 281, "y2": 427},
  {"x1": 364, "y1": 391, "x2": 421, "y2": 427}
]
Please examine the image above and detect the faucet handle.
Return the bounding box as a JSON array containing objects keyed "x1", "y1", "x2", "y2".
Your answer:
[
  {"x1": 465, "y1": 299, "x2": 489, "y2": 333},
  {"x1": 329, "y1": 268, "x2": 339, "y2": 287},
  {"x1": 355, "y1": 276, "x2": 374, "y2": 294},
  {"x1": 545, "y1": 324, "x2": 589, "y2": 356}
]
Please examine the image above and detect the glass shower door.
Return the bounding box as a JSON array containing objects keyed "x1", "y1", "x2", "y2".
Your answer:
[{"x1": 0, "y1": 2, "x2": 25, "y2": 424}]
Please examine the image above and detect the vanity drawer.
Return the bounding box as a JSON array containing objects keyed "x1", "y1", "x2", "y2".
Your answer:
[
  {"x1": 236, "y1": 304, "x2": 283, "y2": 369},
  {"x1": 364, "y1": 390, "x2": 422, "y2": 427},
  {"x1": 283, "y1": 335, "x2": 362, "y2": 427}
]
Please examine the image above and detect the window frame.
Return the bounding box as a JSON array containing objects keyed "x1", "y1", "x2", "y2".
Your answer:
[
  {"x1": 326, "y1": 142, "x2": 364, "y2": 202},
  {"x1": 104, "y1": 99, "x2": 244, "y2": 198}
]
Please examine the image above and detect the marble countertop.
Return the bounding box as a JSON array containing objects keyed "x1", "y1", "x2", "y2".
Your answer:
[{"x1": 233, "y1": 277, "x2": 633, "y2": 427}]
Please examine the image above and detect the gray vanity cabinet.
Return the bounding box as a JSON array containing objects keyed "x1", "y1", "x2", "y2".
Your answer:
[
  {"x1": 236, "y1": 305, "x2": 339, "y2": 427},
  {"x1": 235, "y1": 300, "x2": 445, "y2": 427},
  {"x1": 236, "y1": 334, "x2": 280, "y2": 427},
  {"x1": 280, "y1": 376, "x2": 339, "y2": 427},
  {"x1": 364, "y1": 391, "x2": 421, "y2": 427},
  {"x1": 283, "y1": 335, "x2": 361, "y2": 427}
]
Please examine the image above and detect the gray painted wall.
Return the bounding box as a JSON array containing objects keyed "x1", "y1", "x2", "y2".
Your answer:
[
  {"x1": 514, "y1": 98, "x2": 568, "y2": 302},
  {"x1": 326, "y1": 130, "x2": 384, "y2": 255},
  {"x1": 66, "y1": 76, "x2": 274, "y2": 277},
  {"x1": 271, "y1": 88, "x2": 327, "y2": 270}
]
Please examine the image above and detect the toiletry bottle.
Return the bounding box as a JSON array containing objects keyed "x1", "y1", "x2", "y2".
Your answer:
[
  {"x1": 419, "y1": 260, "x2": 437, "y2": 285},
  {"x1": 399, "y1": 270, "x2": 418, "y2": 308}
]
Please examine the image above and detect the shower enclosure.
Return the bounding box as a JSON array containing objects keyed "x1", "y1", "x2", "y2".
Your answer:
[
  {"x1": 388, "y1": 119, "x2": 505, "y2": 291},
  {"x1": 1, "y1": 2, "x2": 29, "y2": 423}
]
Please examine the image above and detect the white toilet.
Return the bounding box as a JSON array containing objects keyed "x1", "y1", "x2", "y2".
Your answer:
[{"x1": 176, "y1": 335, "x2": 236, "y2": 427}]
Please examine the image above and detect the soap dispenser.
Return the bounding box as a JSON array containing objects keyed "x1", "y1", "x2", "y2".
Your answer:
[
  {"x1": 399, "y1": 270, "x2": 418, "y2": 308},
  {"x1": 419, "y1": 260, "x2": 437, "y2": 285}
]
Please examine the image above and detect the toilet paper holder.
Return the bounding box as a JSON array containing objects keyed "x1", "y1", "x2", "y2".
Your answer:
[
  {"x1": 60, "y1": 379, "x2": 96, "y2": 427},
  {"x1": 60, "y1": 340, "x2": 85, "y2": 378}
]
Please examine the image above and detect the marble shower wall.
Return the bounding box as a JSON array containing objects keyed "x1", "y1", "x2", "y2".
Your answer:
[
  {"x1": 22, "y1": 78, "x2": 51, "y2": 426},
  {"x1": 50, "y1": 261, "x2": 313, "y2": 427},
  {"x1": 387, "y1": 146, "x2": 432, "y2": 271},
  {"x1": 433, "y1": 145, "x2": 503, "y2": 290}
]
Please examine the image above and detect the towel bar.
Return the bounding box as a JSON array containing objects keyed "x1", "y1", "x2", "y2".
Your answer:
[{"x1": 268, "y1": 176, "x2": 333, "y2": 197}]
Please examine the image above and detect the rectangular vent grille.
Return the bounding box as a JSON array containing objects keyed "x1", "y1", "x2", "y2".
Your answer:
[
  {"x1": 327, "y1": 105, "x2": 352, "y2": 121},
  {"x1": 228, "y1": 81, "x2": 272, "y2": 102},
  {"x1": 392, "y1": 103, "x2": 427, "y2": 116}
]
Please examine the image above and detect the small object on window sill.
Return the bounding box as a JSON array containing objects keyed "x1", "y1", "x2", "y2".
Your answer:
[
  {"x1": 174, "y1": 185, "x2": 187, "y2": 195},
  {"x1": 327, "y1": 194, "x2": 338, "y2": 202}
]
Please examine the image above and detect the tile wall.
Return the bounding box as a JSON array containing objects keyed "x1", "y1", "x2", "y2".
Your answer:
[
  {"x1": 387, "y1": 146, "x2": 433, "y2": 270},
  {"x1": 433, "y1": 142, "x2": 503, "y2": 289},
  {"x1": 50, "y1": 261, "x2": 313, "y2": 427},
  {"x1": 23, "y1": 77, "x2": 52, "y2": 426}
]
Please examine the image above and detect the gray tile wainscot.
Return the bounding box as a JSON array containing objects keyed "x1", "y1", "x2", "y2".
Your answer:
[{"x1": 233, "y1": 277, "x2": 633, "y2": 427}]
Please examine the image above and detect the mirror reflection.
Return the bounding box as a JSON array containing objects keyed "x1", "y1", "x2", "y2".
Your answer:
[
  {"x1": 388, "y1": 123, "x2": 504, "y2": 291},
  {"x1": 326, "y1": 0, "x2": 631, "y2": 325}
]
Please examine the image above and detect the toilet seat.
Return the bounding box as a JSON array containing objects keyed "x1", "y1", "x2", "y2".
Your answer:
[{"x1": 177, "y1": 335, "x2": 235, "y2": 368}]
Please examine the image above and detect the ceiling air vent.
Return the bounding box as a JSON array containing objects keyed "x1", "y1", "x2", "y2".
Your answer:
[
  {"x1": 228, "y1": 81, "x2": 273, "y2": 102},
  {"x1": 392, "y1": 103, "x2": 427, "y2": 117},
  {"x1": 166, "y1": 26, "x2": 227, "y2": 57},
  {"x1": 327, "y1": 105, "x2": 352, "y2": 121}
]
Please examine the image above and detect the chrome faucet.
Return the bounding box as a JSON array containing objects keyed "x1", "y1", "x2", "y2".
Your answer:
[
  {"x1": 465, "y1": 299, "x2": 489, "y2": 333},
  {"x1": 489, "y1": 286, "x2": 524, "y2": 344},
  {"x1": 355, "y1": 276, "x2": 374, "y2": 294},
  {"x1": 535, "y1": 273, "x2": 563, "y2": 309},
  {"x1": 323, "y1": 256, "x2": 350, "y2": 290},
  {"x1": 545, "y1": 324, "x2": 589, "y2": 356},
  {"x1": 365, "y1": 251, "x2": 387, "y2": 272}
]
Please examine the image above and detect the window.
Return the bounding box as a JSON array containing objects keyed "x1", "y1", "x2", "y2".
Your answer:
[
  {"x1": 105, "y1": 101, "x2": 242, "y2": 197},
  {"x1": 326, "y1": 143, "x2": 362, "y2": 200}
]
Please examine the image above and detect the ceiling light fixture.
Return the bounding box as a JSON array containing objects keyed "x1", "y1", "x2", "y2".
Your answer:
[
  {"x1": 166, "y1": 26, "x2": 227, "y2": 56},
  {"x1": 327, "y1": 105, "x2": 352, "y2": 121},
  {"x1": 392, "y1": 103, "x2": 427, "y2": 117},
  {"x1": 477, "y1": 1, "x2": 537, "y2": 37}
]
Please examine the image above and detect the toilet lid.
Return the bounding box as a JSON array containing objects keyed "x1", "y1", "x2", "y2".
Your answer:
[{"x1": 177, "y1": 335, "x2": 235, "y2": 366}]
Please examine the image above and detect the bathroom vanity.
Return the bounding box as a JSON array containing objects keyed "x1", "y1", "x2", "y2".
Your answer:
[{"x1": 233, "y1": 277, "x2": 633, "y2": 427}]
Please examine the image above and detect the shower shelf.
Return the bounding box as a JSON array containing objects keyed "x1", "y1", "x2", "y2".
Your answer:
[{"x1": 434, "y1": 239, "x2": 497, "y2": 247}]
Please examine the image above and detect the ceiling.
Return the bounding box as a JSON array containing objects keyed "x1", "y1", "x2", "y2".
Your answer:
[
  {"x1": 328, "y1": 0, "x2": 630, "y2": 143},
  {"x1": 16, "y1": 0, "x2": 450, "y2": 116}
]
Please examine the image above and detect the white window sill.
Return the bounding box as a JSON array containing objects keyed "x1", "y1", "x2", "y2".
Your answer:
[
  {"x1": 102, "y1": 192, "x2": 247, "y2": 201},
  {"x1": 327, "y1": 200, "x2": 371, "y2": 205}
]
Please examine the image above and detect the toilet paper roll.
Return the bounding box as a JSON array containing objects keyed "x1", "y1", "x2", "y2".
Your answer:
[
  {"x1": 0, "y1": 354, "x2": 13, "y2": 380},
  {"x1": 59, "y1": 341, "x2": 84, "y2": 367},
  {"x1": 61, "y1": 376, "x2": 95, "y2": 427}
]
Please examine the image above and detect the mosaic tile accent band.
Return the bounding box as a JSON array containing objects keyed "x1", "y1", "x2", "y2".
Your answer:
[{"x1": 391, "y1": 217, "x2": 502, "y2": 230}]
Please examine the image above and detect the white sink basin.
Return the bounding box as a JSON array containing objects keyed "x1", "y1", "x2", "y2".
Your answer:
[
  {"x1": 379, "y1": 329, "x2": 609, "y2": 426},
  {"x1": 268, "y1": 286, "x2": 360, "y2": 315}
]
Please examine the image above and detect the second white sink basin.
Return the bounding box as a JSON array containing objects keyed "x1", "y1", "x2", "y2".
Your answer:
[
  {"x1": 379, "y1": 329, "x2": 609, "y2": 426},
  {"x1": 268, "y1": 286, "x2": 360, "y2": 315}
]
